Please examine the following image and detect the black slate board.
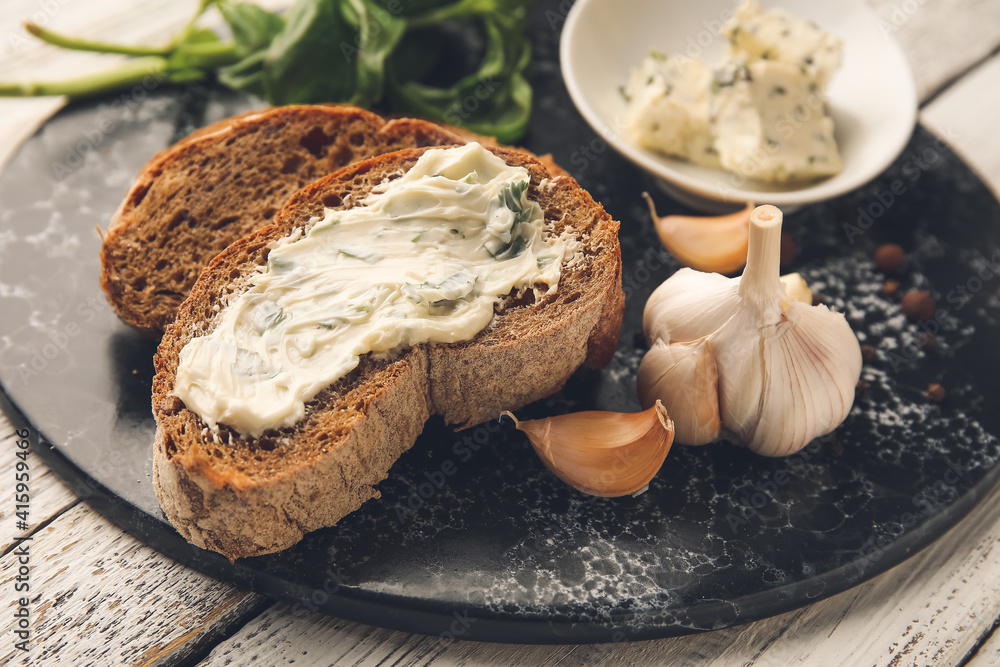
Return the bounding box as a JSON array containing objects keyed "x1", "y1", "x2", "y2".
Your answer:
[{"x1": 2, "y1": 0, "x2": 1000, "y2": 643}]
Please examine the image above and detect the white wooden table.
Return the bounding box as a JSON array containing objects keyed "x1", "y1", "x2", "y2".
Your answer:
[{"x1": 2, "y1": 1, "x2": 1000, "y2": 664}]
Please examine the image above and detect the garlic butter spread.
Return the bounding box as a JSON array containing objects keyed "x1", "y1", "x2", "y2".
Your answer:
[
  {"x1": 624, "y1": 1, "x2": 843, "y2": 183},
  {"x1": 173, "y1": 143, "x2": 567, "y2": 438}
]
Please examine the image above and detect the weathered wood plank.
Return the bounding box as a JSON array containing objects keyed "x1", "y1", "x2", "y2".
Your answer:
[
  {"x1": 0, "y1": 503, "x2": 265, "y2": 666},
  {"x1": 0, "y1": 421, "x2": 77, "y2": 553},
  {"x1": 192, "y1": 477, "x2": 1000, "y2": 666},
  {"x1": 0, "y1": 0, "x2": 291, "y2": 171},
  {"x1": 867, "y1": 0, "x2": 1000, "y2": 102},
  {"x1": 921, "y1": 53, "x2": 1000, "y2": 198},
  {"x1": 966, "y1": 625, "x2": 1000, "y2": 666},
  {"x1": 197, "y1": 604, "x2": 471, "y2": 667},
  {"x1": 1, "y1": 0, "x2": 1000, "y2": 665},
  {"x1": 0, "y1": 0, "x2": 204, "y2": 172},
  {"x1": 740, "y1": 482, "x2": 1000, "y2": 666}
]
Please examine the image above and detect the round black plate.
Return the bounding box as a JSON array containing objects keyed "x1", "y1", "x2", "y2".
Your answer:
[{"x1": 2, "y1": 1, "x2": 1000, "y2": 644}]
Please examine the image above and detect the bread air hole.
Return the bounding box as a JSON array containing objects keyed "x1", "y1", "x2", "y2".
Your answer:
[
  {"x1": 299, "y1": 127, "x2": 334, "y2": 158},
  {"x1": 211, "y1": 216, "x2": 239, "y2": 231},
  {"x1": 329, "y1": 144, "x2": 353, "y2": 168},
  {"x1": 163, "y1": 434, "x2": 177, "y2": 458},
  {"x1": 166, "y1": 209, "x2": 190, "y2": 231}
]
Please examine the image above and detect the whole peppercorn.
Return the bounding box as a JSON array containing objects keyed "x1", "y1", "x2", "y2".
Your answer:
[
  {"x1": 901, "y1": 290, "x2": 935, "y2": 321},
  {"x1": 881, "y1": 279, "x2": 901, "y2": 297},
  {"x1": 924, "y1": 383, "x2": 945, "y2": 403},
  {"x1": 855, "y1": 379, "x2": 869, "y2": 398},
  {"x1": 780, "y1": 233, "x2": 796, "y2": 266},
  {"x1": 874, "y1": 243, "x2": 905, "y2": 273},
  {"x1": 860, "y1": 344, "x2": 877, "y2": 363}
]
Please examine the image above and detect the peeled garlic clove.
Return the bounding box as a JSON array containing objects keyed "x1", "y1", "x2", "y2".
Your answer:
[
  {"x1": 780, "y1": 272, "x2": 813, "y2": 311},
  {"x1": 637, "y1": 338, "x2": 720, "y2": 445},
  {"x1": 503, "y1": 402, "x2": 674, "y2": 497},
  {"x1": 643, "y1": 194, "x2": 753, "y2": 274}
]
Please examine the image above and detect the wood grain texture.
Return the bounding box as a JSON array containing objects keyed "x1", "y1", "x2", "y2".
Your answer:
[
  {"x1": 198, "y1": 604, "x2": 468, "y2": 667},
  {"x1": 0, "y1": 422, "x2": 77, "y2": 553},
  {"x1": 0, "y1": 0, "x2": 290, "y2": 173},
  {"x1": 868, "y1": 0, "x2": 1000, "y2": 102},
  {"x1": 0, "y1": 503, "x2": 265, "y2": 666},
  {"x1": 187, "y1": 481, "x2": 1000, "y2": 666},
  {"x1": 966, "y1": 626, "x2": 1000, "y2": 666},
  {"x1": 1, "y1": 0, "x2": 1000, "y2": 665},
  {"x1": 921, "y1": 54, "x2": 1000, "y2": 199}
]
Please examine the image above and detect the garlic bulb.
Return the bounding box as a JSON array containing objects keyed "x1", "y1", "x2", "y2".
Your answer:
[
  {"x1": 643, "y1": 194, "x2": 752, "y2": 274},
  {"x1": 638, "y1": 204, "x2": 862, "y2": 456},
  {"x1": 503, "y1": 402, "x2": 674, "y2": 497}
]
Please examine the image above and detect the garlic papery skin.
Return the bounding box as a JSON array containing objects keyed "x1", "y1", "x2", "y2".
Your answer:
[
  {"x1": 637, "y1": 338, "x2": 720, "y2": 445},
  {"x1": 745, "y1": 300, "x2": 863, "y2": 456},
  {"x1": 643, "y1": 194, "x2": 753, "y2": 274},
  {"x1": 502, "y1": 402, "x2": 675, "y2": 497},
  {"x1": 638, "y1": 204, "x2": 862, "y2": 456},
  {"x1": 643, "y1": 268, "x2": 740, "y2": 343}
]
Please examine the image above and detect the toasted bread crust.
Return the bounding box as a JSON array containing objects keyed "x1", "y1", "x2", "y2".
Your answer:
[{"x1": 152, "y1": 146, "x2": 623, "y2": 560}]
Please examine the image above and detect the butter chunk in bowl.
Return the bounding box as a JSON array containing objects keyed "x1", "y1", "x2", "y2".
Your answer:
[{"x1": 562, "y1": 0, "x2": 917, "y2": 210}]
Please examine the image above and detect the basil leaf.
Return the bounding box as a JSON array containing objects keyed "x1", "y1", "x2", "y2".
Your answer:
[
  {"x1": 341, "y1": 0, "x2": 407, "y2": 107},
  {"x1": 386, "y1": 12, "x2": 532, "y2": 142},
  {"x1": 217, "y1": 49, "x2": 268, "y2": 96},
  {"x1": 218, "y1": 1, "x2": 285, "y2": 57},
  {"x1": 261, "y1": 0, "x2": 359, "y2": 105},
  {"x1": 216, "y1": 2, "x2": 285, "y2": 96},
  {"x1": 370, "y1": 0, "x2": 455, "y2": 18}
]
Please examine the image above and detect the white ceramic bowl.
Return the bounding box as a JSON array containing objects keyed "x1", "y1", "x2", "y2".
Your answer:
[{"x1": 561, "y1": 0, "x2": 918, "y2": 211}]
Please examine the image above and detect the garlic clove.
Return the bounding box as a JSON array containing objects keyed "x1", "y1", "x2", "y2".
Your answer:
[
  {"x1": 780, "y1": 272, "x2": 813, "y2": 311},
  {"x1": 637, "y1": 338, "x2": 720, "y2": 445},
  {"x1": 643, "y1": 194, "x2": 753, "y2": 274},
  {"x1": 643, "y1": 268, "x2": 740, "y2": 343},
  {"x1": 746, "y1": 300, "x2": 863, "y2": 456},
  {"x1": 503, "y1": 402, "x2": 675, "y2": 497}
]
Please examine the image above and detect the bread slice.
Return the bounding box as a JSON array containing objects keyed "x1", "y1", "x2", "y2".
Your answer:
[
  {"x1": 99, "y1": 105, "x2": 499, "y2": 336},
  {"x1": 152, "y1": 145, "x2": 624, "y2": 560}
]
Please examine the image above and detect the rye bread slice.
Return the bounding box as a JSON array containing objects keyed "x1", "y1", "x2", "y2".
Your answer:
[
  {"x1": 152, "y1": 145, "x2": 624, "y2": 560},
  {"x1": 99, "y1": 105, "x2": 494, "y2": 336}
]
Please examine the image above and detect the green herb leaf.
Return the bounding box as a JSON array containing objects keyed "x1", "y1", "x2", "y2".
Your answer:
[
  {"x1": 386, "y1": 12, "x2": 532, "y2": 142},
  {"x1": 3, "y1": 0, "x2": 538, "y2": 141},
  {"x1": 219, "y1": 1, "x2": 285, "y2": 57},
  {"x1": 339, "y1": 247, "x2": 383, "y2": 263},
  {"x1": 260, "y1": 0, "x2": 360, "y2": 105},
  {"x1": 487, "y1": 179, "x2": 533, "y2": 259},
  {"x1": 341, "y1": 0, "x2": 407, "y2": 107}
]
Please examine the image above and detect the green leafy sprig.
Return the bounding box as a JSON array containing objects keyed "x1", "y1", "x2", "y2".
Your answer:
[{"x1": 2, "y1": 0, "x2": 535, "y2": 142}]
